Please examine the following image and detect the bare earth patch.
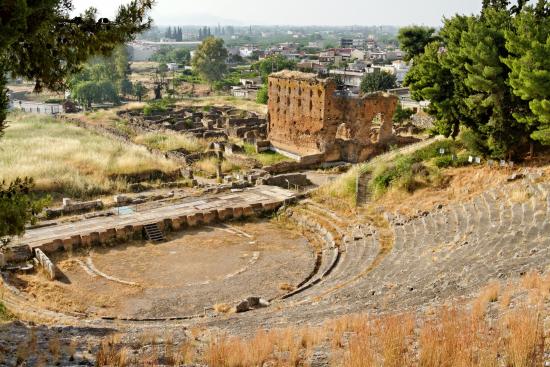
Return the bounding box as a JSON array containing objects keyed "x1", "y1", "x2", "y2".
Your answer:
[{"x1": 13, "y1": 220, "x2": 314, "y2": 319}]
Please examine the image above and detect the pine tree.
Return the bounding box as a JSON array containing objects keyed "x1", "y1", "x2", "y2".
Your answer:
[
  {"x1": 461, "y1": 9, "x2": 530, "y2": 158},
  {"x1": 166, "y1": 26, "x2": 172, "y2": 39},
  {"x1": 505, "y1": 1, "x2": 550, "y2": 145}
]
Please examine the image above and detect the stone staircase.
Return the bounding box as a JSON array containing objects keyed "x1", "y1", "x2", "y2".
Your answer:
[
  {"x1": 355, "y1": 171, "x2": 371, "y2": 206},
  {"x1": 143, "y1": 223, "x2": 164, "y2": 243}
]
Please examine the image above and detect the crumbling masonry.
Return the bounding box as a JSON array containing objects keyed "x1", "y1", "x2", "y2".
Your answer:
[{"x1": 267, "y1": 71, "x2": 398, "y2": 163}]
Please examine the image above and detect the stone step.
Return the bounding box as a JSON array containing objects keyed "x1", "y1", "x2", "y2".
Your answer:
[{"x1": 143, "y1": 223, "x2": 164, "y2": 242}]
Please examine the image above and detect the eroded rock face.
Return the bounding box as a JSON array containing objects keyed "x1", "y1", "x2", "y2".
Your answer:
[{"x1": 267, "y1": 71, "x2": 398, "y2": 163}]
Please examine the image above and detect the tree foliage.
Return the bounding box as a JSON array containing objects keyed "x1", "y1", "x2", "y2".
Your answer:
[
  {"x1": 69, "y1": 46, "x2": 131, "y2": 107},
  {"x1": 256, "y1": 84, "x2": 269, "y2": 104},
  {"x1": 360, "y1": 71, "x2": 397, "y2": 94},
  {"x1": 397, "y1": 26, "x2": 438, "y2": 61},
  {"x1": 133, "y1": 82, "x2": 148, "y2": 102},
  {"x1": 0, "y1": 0, "x2": 152, "y2": 130},
  {"x1": 405, "y1": 0, "x2": 550, "y2": 158},
  {"x1": 505, "y1": 1, "x2": 550, "y2": 144},
  {"x1": 0, "y1": 178, "x2": 49, "y2": 245},
  {"x1": 253, "y1": 55, "x2": 296, "y2": 81},
  {"x1": 0, "y1": 0, "x2": 152, "y2": 240},
  {"x1": 393, "y1": 103, "x2": 415, "y2": 124},
  {"x1": 150, "y1": 46, "x2": 191, "y2": 65},
  {"x1": 191, "y1": 37, "x2": 228, "y2": 87}
]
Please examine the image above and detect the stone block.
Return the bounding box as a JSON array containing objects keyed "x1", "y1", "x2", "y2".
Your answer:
[
  {"x1": 71, "y1": 235, "x2": 82, "y2": 249},
  {"x1": 90, "y1": 232, "x2": 101, "y2": 246},
  {"x1": 62, "y1": 238, "x2": 74, "y2": 252},
  {"x1": 80, "y1": 234, "x2": 92, "y2": 247},
  {"x1": 170, "y1": 217, "x2": 183, "y2": 231},
  {"x1": 131, "y1": 225, "x2": 144, "y2": 240},
  {"x1": 262, "y1": 201, "x2": 281, "y2": 213},
  {"x1": 232, "y1": 207, "x2": 244, "y2": 219},
  {"x1": 217, "y1": 208, "x2": 233, "y2": 221},
  {"x1": 40, "y1": 241, "x2": 60, "y2": 254},
  {"x1": 115, "y1": 227, "x2": 129, "y2": 242},
  {"x1": 242, "y1": 206, "x2": 255, "y2": 218},
  {"x1": 250, "y1": 203, "x2": 263, "y2": 214},
  {"x1": 203, "y1": 210, "x2": 218, "y2": 224},
  {"x1": 186, "y1": 213, "x2": 202, "y2": 227},
  {"x1": 35, "y1": 248, "x2": 57, "y2": 281},
  {"x1": 52, "y1": 239, "x2": 64, "y2": 252}
]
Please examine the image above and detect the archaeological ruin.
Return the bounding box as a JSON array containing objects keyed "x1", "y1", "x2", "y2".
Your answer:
[{"x1": 266, "y1": 71, "x2": 398, "y2": 163}]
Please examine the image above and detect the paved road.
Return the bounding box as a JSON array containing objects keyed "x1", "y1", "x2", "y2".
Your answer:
[{"x1": 18, "y1": 185, "x2": 296, "y2": 248}]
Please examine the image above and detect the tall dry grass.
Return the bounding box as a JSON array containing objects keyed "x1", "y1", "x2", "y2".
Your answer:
[
  {"x1": 0, "y1": 113, "x2": 179, "y2": 198},
  {"x1": 313, "y1": 164, "x2": 365, "y2": 212},
  {"x1": 95, "y1": 276, "x2": 547, "y2": 366},
  {"x1": 133, "y1": 131, "x2": 208, "y2": 153}
]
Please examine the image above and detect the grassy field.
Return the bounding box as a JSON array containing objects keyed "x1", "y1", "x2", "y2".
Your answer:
[
  {"x1": 177, "y1": 96, "x2": 267, "y2": 115},
  {"x1": 0, "y1": 113, "x2": 179, "y2": 199},
  {"x1": 243, "y1": 143, "x2": 292, "y2": 166},
  {"x1": 133, "y1": 131, "x2": 208, "y2": 153}
]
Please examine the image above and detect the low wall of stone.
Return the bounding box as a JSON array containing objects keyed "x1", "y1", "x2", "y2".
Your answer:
[
  {"x1": 264, "y1": 173, "x2": 313, "y2": 189},
  {"x1": 45, "y1": 199, "x2": 104, "y2": 219},
  {"x1": 32, "y1": 199, "x2": 294, "y2": 257},
  {"x1": 35, "y1": 249, "x2": 57, "y2": 280}
]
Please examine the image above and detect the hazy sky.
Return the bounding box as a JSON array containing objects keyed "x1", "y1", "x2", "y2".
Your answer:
[{"x1": 72, "y1": 0, "x2": 482, "y2": 26}]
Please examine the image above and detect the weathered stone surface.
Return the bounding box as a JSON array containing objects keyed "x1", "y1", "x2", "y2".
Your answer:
[
  {"x1": 242, "y1": 206, "x2": 255, "y2": 217},
  {"x1": 35, "y1": 249, "x2": 57, "y2": 281},
  {"x1": 115, "y1": 227, "x2": 129, "y2": 242},
  {"x1": 232, "y1": 207, "x2": 244, "y2": 219},
  {"x1": 267, "y1": 71, "x2": 398, "y2": 163},
  {"x1": 203, "y1": 210, "x2": 218, "y2": 224},
  {"x1": 62, "y1": 238, "x2": 74, "y2": 252},
  {"x1": 265, "y1": 173, "x2": 313, "y2": 188},
  {"x1": 235, "y1": 300, "x2": 250, "y2": 313},
  {"x1": 217, "y1": 208, "x2": 233, "y2": 221}
]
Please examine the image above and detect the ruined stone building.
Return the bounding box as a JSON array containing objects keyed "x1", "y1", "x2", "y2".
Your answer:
[{"x1": 267, "y1": 71, "x2": 398, "y2": 163}]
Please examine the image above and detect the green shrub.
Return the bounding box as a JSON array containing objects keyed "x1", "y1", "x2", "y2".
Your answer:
[
  {"x1": 459, "y1": 128, "x2": 487, "y2": 156},
  {"x1": 143, "y1": 98, "x2": 175, "y2": 116},
  {"x1": 411, "y1": 139, "x2": 461, "y2": 162},
  {"x1": 433, "y1": 155, "x2": 454, "y2": 168},
  {"x1": 45, "y1": 98, "x2": 64, "y2": 104},
  {"x1": 0, "y1": 301, "x2": 12, "y2": 321}
]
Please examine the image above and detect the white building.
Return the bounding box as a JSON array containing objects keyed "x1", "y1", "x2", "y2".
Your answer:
[{"x1": 166, "y1": 63, "x2": 179, "y2": 71}]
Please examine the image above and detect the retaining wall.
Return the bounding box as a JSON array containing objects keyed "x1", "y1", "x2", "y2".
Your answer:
[{"x1": 19, "y1": 199, "x2": 294, "y2": 259}]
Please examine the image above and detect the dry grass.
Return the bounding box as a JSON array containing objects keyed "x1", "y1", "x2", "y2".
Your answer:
[
  {"x1": 95, "y1": 275, "x2": 548, "y2": 367},
  {"x1": 279, "y1": 282, "x2": 296, "y2": 292},
  {"x1": 0, "y1": 113, "x2": 179, "y2": 198},
  {"x1": 313, "y1": 164, "x2": 363, "y2": 213},
  {"x1": 172, "y1": 339, "x2": 195, "y2": 365},
  {"x1": 133, "y1": 131, "x2": 208, "y2": 153},
  {"x1": 510, "y1": 188, "x2": 532, "y2": 203},
  {"x1": 177, "y1": 95, "x2": 267, "y2": 115},
  {"x1": 48, "y1": 336, "x2": 61, "y2": 362},
  {"x1": 503, "y1": 308, "x2": 544, "y2": 367},
  {"x1": 213, "y1": 303, "x2": 233, "y2": 314},
  {"x1": 193, "y1": 156, "x2": 242, "y2": 177}
]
